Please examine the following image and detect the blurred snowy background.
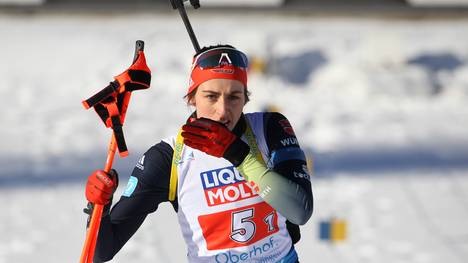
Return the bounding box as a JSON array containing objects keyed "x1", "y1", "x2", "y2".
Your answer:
[{"x1": 1, "y1": 0, "x2": 468, "y2": 262}]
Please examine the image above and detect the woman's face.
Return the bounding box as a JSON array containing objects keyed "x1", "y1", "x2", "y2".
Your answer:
[{"x1": 189, "y1": 78, "x2": 246, "y2": 130}]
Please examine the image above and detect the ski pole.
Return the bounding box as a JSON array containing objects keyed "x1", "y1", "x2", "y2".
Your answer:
[
  {"x1": 170, "y1": 0, "x2": 202, "y2": 52},
  {"x1": 82, "y1": 135, "x2": 119, "y2": 263},
  {"x1": 79, "y1": 40, "x2": 148, "y2": 263}
]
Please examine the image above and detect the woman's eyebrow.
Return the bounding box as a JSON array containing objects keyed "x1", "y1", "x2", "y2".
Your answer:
[
  {"x1": 200, "y1": 90, "x2": 242, "y2": 95},
  {"x1": 201, "y1": 90, "x2": 220, "y2": 95}
]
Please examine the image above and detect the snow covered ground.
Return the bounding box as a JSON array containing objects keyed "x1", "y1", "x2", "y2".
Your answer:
[
  {"x1": 0, "y1": 11, "x2": 468, "y2": 263},
  {"x1": 2, "y1": 170, "x2": 468, "y2": 263}
]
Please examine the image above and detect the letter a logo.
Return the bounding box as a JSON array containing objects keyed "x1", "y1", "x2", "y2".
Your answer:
[
  {"x1": 136, "y1": 155, "x2": 145, "y2": 170},
  {"x1": 219, "y1": 53, "x2": 232, "y2": 66}
]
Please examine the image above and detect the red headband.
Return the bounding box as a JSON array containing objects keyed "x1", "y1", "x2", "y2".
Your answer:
[
  {"x1": 188, "y1": 65, "x2": 247, "y2": 95},
  {"x1": 187, "y1": 47, "x2": 248, "y2": 95}
]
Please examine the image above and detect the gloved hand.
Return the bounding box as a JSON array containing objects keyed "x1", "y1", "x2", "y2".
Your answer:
[
  {"x1": 182, "y1": 118, "x2": 250, "y2": 166},
  {"x1": 85, "y1": 169, "x2": 119, "y2": 205}
]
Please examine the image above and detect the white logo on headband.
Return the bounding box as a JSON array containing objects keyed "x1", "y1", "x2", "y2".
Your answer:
[{"x1": 219, "y1": 53, "x2": 232, "y2": 66}]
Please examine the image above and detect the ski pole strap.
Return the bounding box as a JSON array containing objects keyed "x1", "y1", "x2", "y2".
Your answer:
[
  {"x1": 114, "y1": 51, "x2": 151, "y2": 93},
  {"x1": 82, "y1": 50, "x2": 151, "y2": 157},
  {"x1": 91, "y1": 93, "x2": 129, "y2": 157},
  {"x1": 82, "y1": 81, "x2": 120, "y2": 109},
  {"x1": 110, "y1": 115, "x2": 128, "y2": 156},
  {"x1": 82, "y1": 54, "x2": 150, "y2": 110},
  {"x1": 82, "y1": 64, "x2": 150, "y2": 110}
]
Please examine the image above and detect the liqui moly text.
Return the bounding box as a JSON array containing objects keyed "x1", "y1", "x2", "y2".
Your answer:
[{"x1": 200, "y1": 166, "x2": 258, "y2": 206}]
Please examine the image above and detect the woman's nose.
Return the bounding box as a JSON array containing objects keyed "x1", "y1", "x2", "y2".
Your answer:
[{"x1": 214, "y1": 98, "x2": 229, "y2": 121}]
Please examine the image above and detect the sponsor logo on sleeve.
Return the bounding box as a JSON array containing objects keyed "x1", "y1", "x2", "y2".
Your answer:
[
  {"x1": 293, "y1": 171, "x2": 310, "y2": 181},
  {"x1": 280, "y1": 137, "x2": 298, "y2": 147},
  {"x1": 136, "y1": 155, "x2": 145, "y2": 170},
  {"x1": 278, "y1": 119, "x2": 295, "y2": 136},
  {"x1": 294, "y1": 165, "x2": 311, "y2": 181},
  {"x1": 122, "y1": 176, "x2": 138, "y2": 197}
]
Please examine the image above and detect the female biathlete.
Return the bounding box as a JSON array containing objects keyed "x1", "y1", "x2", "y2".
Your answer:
[{"x1": 85, "y1": 45, "x2": 313, "y2": 263}]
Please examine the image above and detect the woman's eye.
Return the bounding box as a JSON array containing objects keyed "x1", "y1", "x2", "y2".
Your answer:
[{"x1": 229, "y1": 95, "x2": 241, "y2": 101}]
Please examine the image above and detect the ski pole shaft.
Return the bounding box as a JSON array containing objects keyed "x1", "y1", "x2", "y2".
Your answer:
[
  {"x1": 104, "y1": 135, "x2": 117, "y2": 173},
  {"x1": 79, "y1": 135, "x2": 117, "y2": 263},
  {"x1": 177, "y1": 6, "x2": 200, "y2": 52},
  {"x1": 82, "y1": 205, "x2": 104, "y2": 263},
  {"x1": 90, "y1": 136, "x2": 117, "y2": 262},
  {"x1": 170, "y1": 0, "x2": 201, "y2": 52}
]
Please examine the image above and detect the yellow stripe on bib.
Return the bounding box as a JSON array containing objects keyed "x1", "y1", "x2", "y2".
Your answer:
[{"x1": 169, "y1": 129, "x2": 183, "y2": 201}]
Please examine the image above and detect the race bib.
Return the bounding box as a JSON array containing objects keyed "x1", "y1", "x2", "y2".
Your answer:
[{"x1": 198, "y1": 201, "x2": 279, "y2": 250}]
